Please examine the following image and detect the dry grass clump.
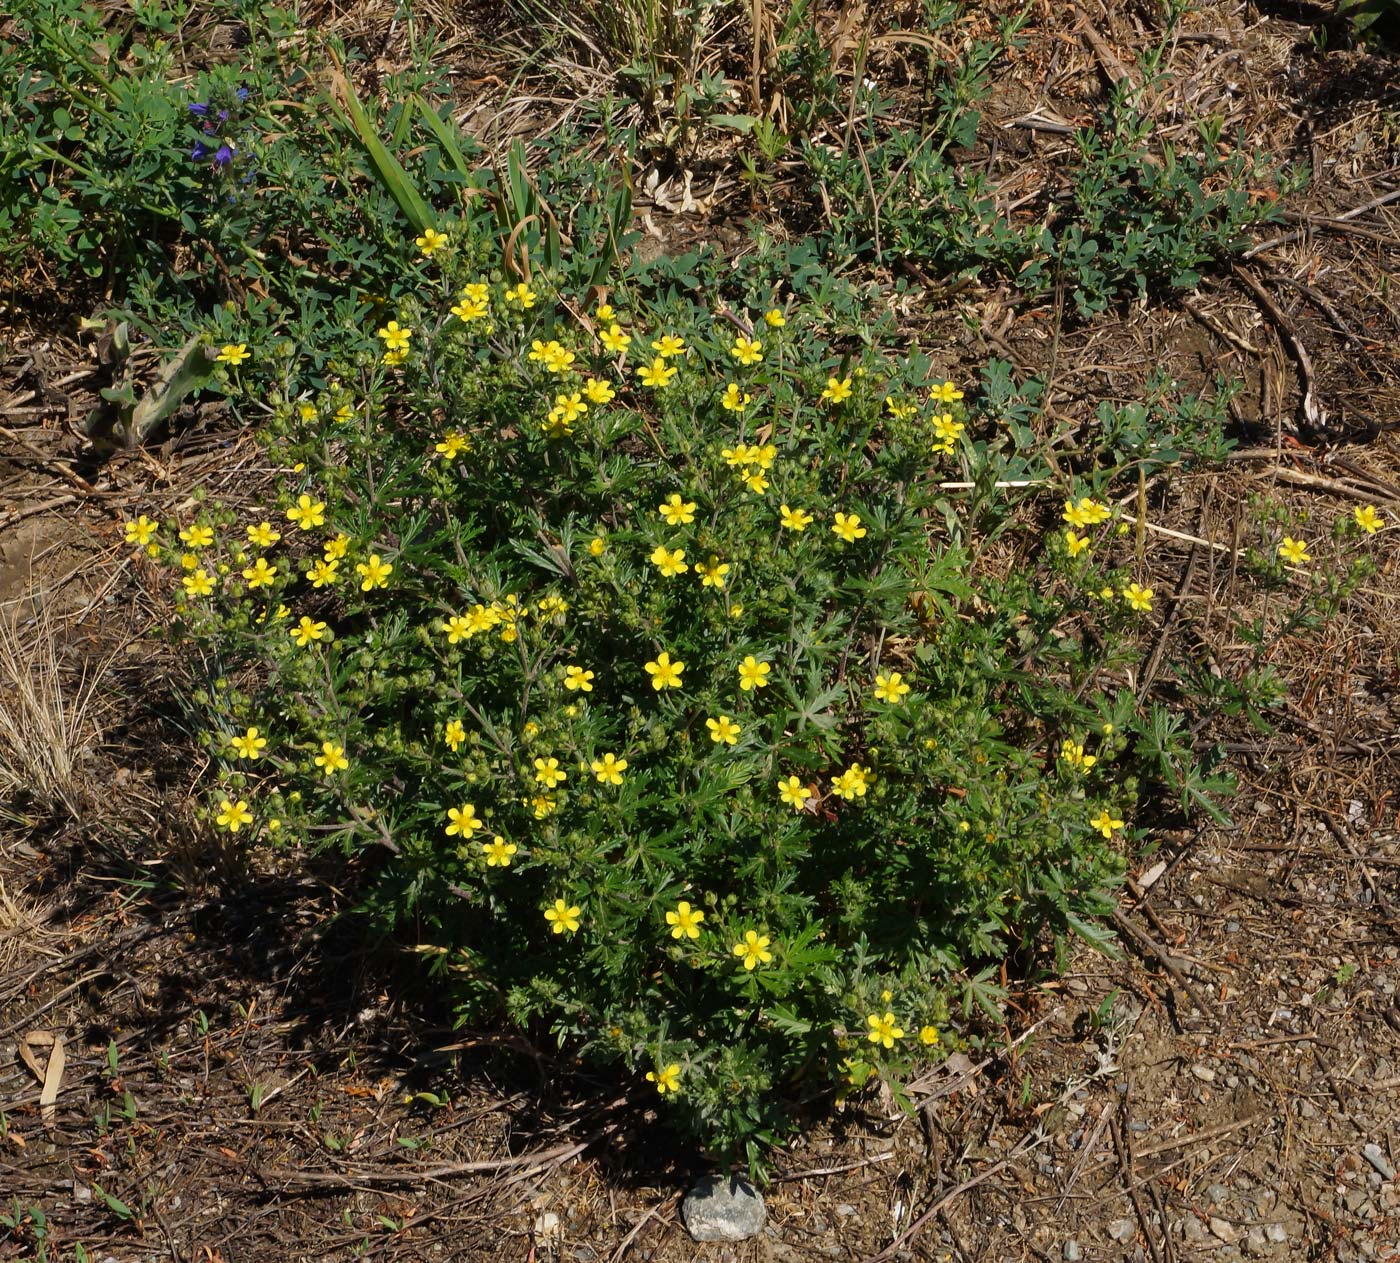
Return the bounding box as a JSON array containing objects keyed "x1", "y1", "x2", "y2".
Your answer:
[{"x1": 0, "y1": 605, "x2": 109, "y2": 827}]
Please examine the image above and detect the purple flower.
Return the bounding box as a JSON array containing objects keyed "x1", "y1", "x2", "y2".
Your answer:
[
  {"x1": 213, "y1": 142, "x2": 234, "y2": 166},
  {"x1": 235, "y1": 87, "x2": 249, "y2": 101},
  {"x1": 217, "y1": 108, "x2": 229, "y2": 123},
  {"x1": 188, "y1": 102, "x2": 210, "y2": 116},
  {"x1": 191, "y1": 140, "x2": 209, "y2": 160}
]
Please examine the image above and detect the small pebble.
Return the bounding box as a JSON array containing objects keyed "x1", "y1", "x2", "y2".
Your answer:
[
  {"x1": 1265, "y1": 1224, "x2": 1288, "y2": 1243},
  {"x1": 1193, "y1": 1065, "x2": 1217, "y2": 1082},
  {"x1": 1064, "y1": 1242, "x2": 1082, "y2": 1262},
  {"x1": 1363, "y1": 1143, "x2": 1396, "y2": 1181},
  {"x1": 1109, "y1": 1218, "x2": 1136, "y2": 1242},
  {"x1": 1211, "y1": 1216, "x2": 1238, "y2": 1243}
]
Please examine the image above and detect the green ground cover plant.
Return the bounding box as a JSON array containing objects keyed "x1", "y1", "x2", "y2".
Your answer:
[{"x1": 118, "y1": 199, "x2": 1260, "y2": 1162}]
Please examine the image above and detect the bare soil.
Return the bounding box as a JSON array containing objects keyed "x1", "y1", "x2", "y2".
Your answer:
[{"x1": 4, "y1": 2, "x2": 1400, "y2": 1260}]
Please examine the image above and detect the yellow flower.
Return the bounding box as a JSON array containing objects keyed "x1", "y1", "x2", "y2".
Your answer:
[
  {"x1": 461, "y1": 282, "x2": 489, "y2": 305},
  {"x1": 658, "y1": 494, "x2": 697, "y2": 526},
  {"x1": 720, "y1": 383, "x2": 751, "y2": 411},
  {"x1": 637, "y1": 357, "x2": 678, "y2": 388},
  {"x1": 247, "y1": 521, "x2": 281, "y2": 548},
  {"x1": 733, "y1": 930, "x2": 773, "y2": 971},
  {"x1": 696, "y1": 555, "x2": 730, "y2": 588},
  {"x1": 651, "y1": 334, "x2": 686, "y2": 358},
  {"x1": 730, "y1": 336, "x2": 763, "y2": 366},
  {"x1": 229, "y1": 727, "x2": 267, "y2": 759},
  {"x1": 1059, "y1": 740, "x2": 1097, "y2": 772},
  {"x1": 544, "y1": 345, "x2": 576, "y2": 375},
  {"x1": 504, "y1": 282, "x2": 536, "y2": 308},
  {"x1": 179, "y1": 524, "x2": 214, "y2": 549},
  {"x1": 334, "y1": 403, "x2": 355, "y2": 424},
  {"x1": 1077, "y1": 497, "x2": 1111, "y2": 525},
  {"x1": 588, "y1": 536, "x2": 606, "y2": 556},
  {"x1": 1278, "y1": 536, "x2": 1311, "y2": 565},
  {"x1": 182, "y1": 569, "x2": 215, "y2": 598},
  {"x1": 932, "y1": 379, "x2": 964, "y2": 403},
  {"x1": 886, "y1": 396, "x2": 917, "y2": 420},
  {"x1": 444, "y1": 718, "x2": 466, "y2": 751},
  {"x1": 821, "y1": 376, "x2": 853, "y2": 403},
  {"x1": 415, "y1": 226, "x2": 449, "y2": 256},
  {"x1": 446, "y1": 804, "x2": 483, "y2": 838},
  {"x1": 180, "y1": 552, "x2": 199, "y2": 570},
  {"x1": 436, "y1": 430, "x2": 470, "y2": 459},
  {"x1": 124, "y1": 515, "x2": 159, "y2": 546},
  {"x1": 832, "y1": 512, "x2": 867, "y2": 543},
  {"x1": 216, "y1": 343, "x2": 250, "y2": 365},
  {"x1": 650, "y1": 545, "x2": 688, "y2": 577},
  {"x1": 706, "y1": 715, "x2": 741, "y2": 745},
  {"x1": 544, "y1": 898, "x2": 581, "y2": 934},
  {"x1": 306, "y1": 557, "x2": 340, "y2": 589},
  {"x1": 743, "y1": 471, "x2": 769, "y2": 495},
  {"x1": 441, "y1": 615, "x2": 474, "y2": 644},
  {"x1": 1064, "y1": 530, "x2": 1090, "y2": 557},
  {"x1": 1354, "y1": 505, "x2": 1384, "y2": 535},
  {"x1": 286, "y1": 494, "x2": 326, "y2": 531},
  {"x1": 1062, "y1": 499, "x2": 1089, "y2": 529},
  {"x1": 763, "y1": 308, "x2": 786, "y2": 328},
  {"x1": 600, "y1": 324, "x2": 632, "y2": 354},
  {"x1": 644, "y1": 651, "x2": 685, "y2": 690},
  {"x1": 779, "y1": 504, "x2": 813, "y2": 532},
  {"x1": 665, "y1": 900, "x2": 705, "y2": 940},
  {"x1": 376, "y1": 320, "x2": 411, "y2": 352},
  {"x1": 831, "y1": 763, "x2": 872, "y2": 800},
  {"x1": 530, "y1": 794, "x2": 557, "y2": 819},
  {"x1": 595, "y1": 303, "x2": 615, "y2": 322},
  {"x1": 873, "y1": 671, "x2": 911, "y2": 704},
  {"x1": 355, "y1": 555, "x2": 393, "y2": 591},
  {"x1": 242, "y1": 557, "x2": 277, "y2": 589},
  {"x1": 564, "y1": 665, "x2": 595, "y2": 693},
  {"x1": 866, "y1": 1011, "x2": 904, "y2": 1049},
  {"x1": 314, "y1": 740, "x2": 349, "y2": 776},
  {"x1": 721, "y1": 443, "x2": 754, "y2": 467},
  {"x1": 290, "y1": 616, "x2": 328, "y2": 647},
  {"x1": 918, "y1": 1025, "x2": 940, "y2": 1047},
  {"x1": 449, "y1": 296, "x2": 488, "y2": 323},
  {"x1": 931, "y1": 413, "x2": 964, "y2": 448},
  {"x1": 646, "y1": 1063, "x2": 681, "y2": 1094},
  {"x1": 1121, "y1": 582, "x2": 1154, "y2": 612},
  {"x1": 533, "y1": 756, "x2": 567, "y2": 789},
  {"x1": 777, "y1": 775, "x2": 812, "y2": 811},
  {"x1": 590, "y1": 752, "x2": 627, "y2": 785},
  {"x1": 482, "y1": 836, "x2": 517, "y2": 867},
  {"x1": 383, "y1": 348, "x2": 409, "y2": 368},
  {"x1": 737, "y1": 655, "x2": 771, "y2": 691},
  {"x1": 215, "y1": 799, "x2": 253, "y2": 832},
  {"x1": 1090, "y1": 808, "x2": 1124, "y2": 838},
  {"x1": 584, "y1": 377, "x2": 616, "y2": 404}
]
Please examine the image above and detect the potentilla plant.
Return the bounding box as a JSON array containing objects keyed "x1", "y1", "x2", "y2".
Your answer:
[{"x1": 129, "y1": 230, "x2": 1223, "y2": 1168}]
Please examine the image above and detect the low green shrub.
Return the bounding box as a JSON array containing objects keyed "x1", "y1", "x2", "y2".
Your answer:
[{"x1": 121, "y1": 210, "x2": 1257, "y2": 1165}]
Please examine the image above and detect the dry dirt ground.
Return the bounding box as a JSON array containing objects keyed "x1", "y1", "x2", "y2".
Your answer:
[{"x1": 4, "y1": 1, "x2": 1400, "y2": 1260}]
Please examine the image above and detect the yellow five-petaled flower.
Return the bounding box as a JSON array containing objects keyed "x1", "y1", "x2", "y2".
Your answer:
[
  {"x1": 1090, "y1": 807, "x2": 1124, "y2": 838},
  {"x1": 446, "y1": 804, "x2": 482, "y2": 837},
  {"x1": 314, "y1": 740, "x2": 349, "y2": 776},
  {"x1": 1278, "y1": 536, "x2": 1311, "y2": 566},
  {"x1": 665, "y1": 900, "x2": 705, "y2": 940},
  {"x1": 832, "y1": 512, "x2": 867, "y2": 543},
  {"x1": 544, "y1": 898, "x2": 581, "y2": 935},
  {"x1": 1121, "y1": 582, "x2": 1154, "y2": 612},
  {"x1": 215, "y1": 799, "x2": 253, "y2": 832},
  {"x1": 821, "y1": 375, "x2": 853, "y2": 404},
  {"x1": 644, "y1": 651, "x2": 685, "y2": 691},
  {"x1": 777, "y1": 775, "x2": 813, "y2": 811},
  {"x1": 482, "y1": 836, "x2": 517, "y2": 867},
  {"x1": 706, "y1": 715, "x2": 741, "y2": 745},
  {"x1": 658, "y1": 493, "x2": 697, "y2": 526},
  {"x1": 286, "y1": 494, "x2": 326, "y2": 531},
  {"x1": 866, "y1": 1011, "x2": 904, "y2": 1048},
  {"x1": 1354, "y1": 505, "x2": 1384, "y2": 535},
  {"x1": 230, "y1": 727, "x2": 267, "y2": 760},
  {"x1": 737, "y1": 655, "x2": 771, "y2": 691},
  {"x1": 355, "y1": 555, "x2": 393, "y2": 591},
  {"x1": 646, "y1": 1063, "x2": 681, "y2": 1094},
  {"x1": 873, "y1": 671, "x2": 911, "y2": 704},
  {"x1": 590, "y1": 753, "x2": 627, "y2": 785},
  {"x1": 126, "y1": 516, "x2": 163, "y2": 548},
  {"x1": 733, "y1": 930, "x2": 773, "y2": 970}
]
